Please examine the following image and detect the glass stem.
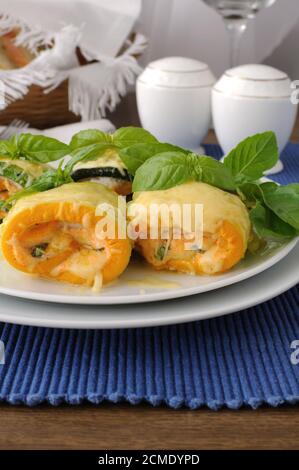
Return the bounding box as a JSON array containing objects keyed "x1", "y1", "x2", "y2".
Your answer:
[{"x1": 224, "y1": 18, "x2": 248, "y2": 68}]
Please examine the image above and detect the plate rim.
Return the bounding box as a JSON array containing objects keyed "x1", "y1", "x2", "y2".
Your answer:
[
  {"x1": 0, "y1": 238, "x2": 297, "y2": 305},
  {"x1": 0, "y1": 241, "x2": 298, "y2": 329}
]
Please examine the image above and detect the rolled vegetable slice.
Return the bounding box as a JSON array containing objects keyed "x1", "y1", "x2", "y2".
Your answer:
[
  {"x1": 130, "y1": 181, "x2": 251, "y2": 275},
  {"x1": 1, "y1": 182, "x2": 132, "y2": 289},
  {"x1": 71, "y1": 150, "x2": 132, "y2": 196}
]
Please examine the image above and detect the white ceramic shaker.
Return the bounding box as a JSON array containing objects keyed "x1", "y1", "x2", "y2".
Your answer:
[
  {"x1": 212, "y1": 64, "x2": 298, "y2": 174},
  {"x1": 137, "y1": 57, "x2": 215, "y2": 152}
]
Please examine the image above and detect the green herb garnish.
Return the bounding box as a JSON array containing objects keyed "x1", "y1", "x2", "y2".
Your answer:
[
  {"x1": 249, "y1": 202, "x2": 298, "y2": 241},
  {"x1": 118, "y1": 142, "x2": 186, "y2": 175},
  {"x1": 155, "y1": 244, "x2": 167, "y2": 261},
  {"x1": 67, "y1": 127, "x2": 159, "y2": 172},
  {"x1": 0, "y1": 134, "x2": 70, "y2": 163},
  {"x1": 1, "y1": 163, "x2": 72, "y2": 211},
  {"x1": 223, "y1": 132, "x2": 278, "y2": 183},
  {"x1": 31, "y1": 243, "x2": 48, "y2": 258},
  {"x1": 0, "y1": 162, "x2": 30, "y2": 187},
  {"x1": 132, "y1": 152, "x2": 236, "y2": 192}
]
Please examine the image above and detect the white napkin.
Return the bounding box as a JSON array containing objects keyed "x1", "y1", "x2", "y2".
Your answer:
[
  {"x1": 21, "y1": 119, "x2": 116, "y2": 144},
  {"x1": 0, "y1": 0, "x2": 141, "y2": 58},
  {"x1": 0, "y1": 0, "x2": 145, "y2": 120}
]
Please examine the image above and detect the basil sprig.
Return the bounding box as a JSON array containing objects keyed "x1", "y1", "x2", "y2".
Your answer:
[
  {"x1": 237, "y1": 180, "x2": 299, "y2": 240},
  {"x1": 250, "y1": 202, "x2": 298, "y2": 241},
  {"x1": 132, "y1": 131, "x2": 299, "y2": 242},
  {"x1": 68, "y1": 126, "x2": 191, "y2": 176},
  {"x1": 0, "y1": 134, "x2": 70, "y2": 163},
  {"x1": 133, "y1": 152, "x2": 236, "y2": 192},
  {"x1": 67, "y1": 127, "x2": 160, "y2": 172},
  {"x1": 260, "y1": 182, "x2": 299, "y2": 231},
  {"x1": 118, "y1": 142, "x2": 186, "y2": 175}
]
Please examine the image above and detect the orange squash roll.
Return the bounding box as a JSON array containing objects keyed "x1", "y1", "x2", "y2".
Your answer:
[
  {"x1": 1, "y1": 182, "x2": 132, "y2": 289},
  {"x1": 130, "y1": 181, "x2": 251, "y2": 275}
]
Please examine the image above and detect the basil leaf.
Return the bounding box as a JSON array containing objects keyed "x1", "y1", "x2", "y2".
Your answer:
[
  {"x1": 250, "y1": 202, "x2": 298, "y2": 241},
  {"x1": 66, "y1": 143, "x2": 113, "y2": 172},
  {"x1": 16, "y1": 134, "x2": 70, "y2": 163},
  {"x1": 261, "y1": 182, "x2": 299, "y2": 231},
  {"x1": 119, "y1": 142, "x2": 186, "y2": 175},
  {"x1": 133, "y1": 152, "x2": 192, "y2": 192},
  {"x1": 223, "y1": 131, "x2": 278, "y2": 183},
  {"x1": 237, "y1": 182, "x2": 263, "y2": 203},
  {"x1": 236, "y1": 182, "x2": 265, "y2": 211},
  {"x1": 133, "y1": 152, "x2": 237, "y2": 192},
  {"x1": 70, "y1": 129, "x2": 112, "y2": 150},
  {"x1": 0, "y1": 140, "x2": 15, "y2": 158},
  {"x1": 193, "y1": 155, "x2": 236, "y2": 191},
  {"x1": 113, "y1": 127, "x2": 158, "y2": 147}
]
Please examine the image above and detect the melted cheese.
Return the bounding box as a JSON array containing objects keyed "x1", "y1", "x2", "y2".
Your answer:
[
  {"x1": 74, "y1": 149, "x2": 127, "y2": 175},
  {"x1": 131, "y1": 181, "x2": 251, "y2": 247},
  {"x1": 3, "y1": 182, "x2": 121, "y2": 223},
  {"x1": 51, "y1": 248, "x2": 107, "y2": 279},
  {"x1": 0, "y1": 157, "x2": 49, "y2": 179}
]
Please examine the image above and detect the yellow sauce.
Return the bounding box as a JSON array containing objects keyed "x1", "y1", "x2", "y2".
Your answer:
[{"x1": 126, "y1": 276, "x2": 181, "y2": 290}]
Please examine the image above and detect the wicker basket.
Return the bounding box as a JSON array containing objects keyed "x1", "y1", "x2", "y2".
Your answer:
[
  {"x1": 0, "y1": 80, "x2": 80, "y2": 129},
  {"x1": 0, "y1": 35, "x2": 140, "y2": 129}
]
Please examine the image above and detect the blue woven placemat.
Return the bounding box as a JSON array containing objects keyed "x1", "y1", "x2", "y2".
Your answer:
[{"x1": 0, "y1": 143, "x2": 298, "y2": 410}]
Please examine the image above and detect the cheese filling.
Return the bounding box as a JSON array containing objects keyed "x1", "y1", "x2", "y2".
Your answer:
[{"x1": 9, "y1": 220, "x2": 109, "y2": 284}]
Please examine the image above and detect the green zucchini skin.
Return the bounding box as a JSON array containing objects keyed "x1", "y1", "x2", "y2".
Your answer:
[{"x1": 71, "y1": 167, "x2": 131, "y2": 182}]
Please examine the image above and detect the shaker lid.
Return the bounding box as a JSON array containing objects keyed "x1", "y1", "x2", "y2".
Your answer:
[
  {"x1": 213, "y1": 64, "x2": 292, "y2": 98},
  {"x1": 138, "y1": 56, "x2": 215, "y2": 88}
]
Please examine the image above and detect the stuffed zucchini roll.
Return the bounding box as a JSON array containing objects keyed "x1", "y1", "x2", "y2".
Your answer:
[
  {"x1": 0, "y1": 158, "x2": 49, "y2": 219},
  {"x1": 71, "y1": 150, "x2": 132, "y2": 196},
  {"x1": 131, "y1": 181, "x2": 251, "y2": 275},
  {"x1": 1, "y1": 182, "x2": 132, "y2": 289}
]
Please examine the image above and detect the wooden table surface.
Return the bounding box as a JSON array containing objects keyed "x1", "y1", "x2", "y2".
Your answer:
[{"x1": 0, "y1": 94, "x2": 298, "y2": 450}]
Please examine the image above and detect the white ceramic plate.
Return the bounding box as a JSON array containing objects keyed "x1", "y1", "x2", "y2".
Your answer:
[
  {"x1": 0, "y1": 238, "x2": 297, "y2": 305},
  {"x1": 0, "y1": 241, "x2": 298, "y2": 329}
]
